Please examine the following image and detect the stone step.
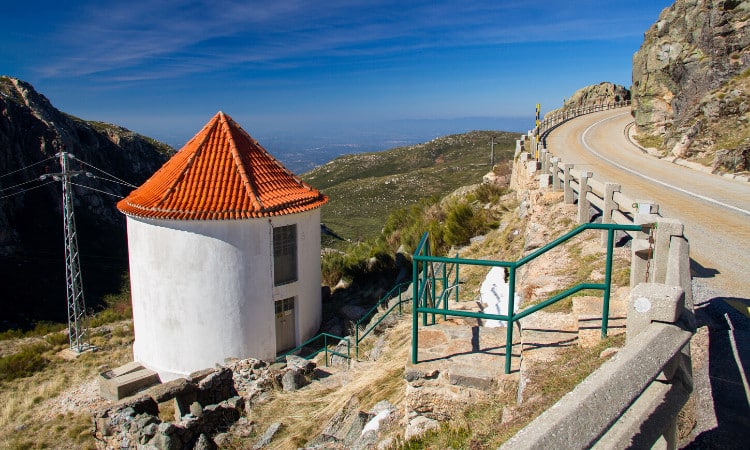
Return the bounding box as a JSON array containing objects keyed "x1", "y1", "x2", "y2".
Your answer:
[
  {"x1": 573, "y1": 295, "x2": 627, "y2": 348},
  {"x1": 406, "y1": 322, "x2": 520, "y2": 421},
  {"x1": 519, "y1": 311, "x2": 578, "y2": 364}
]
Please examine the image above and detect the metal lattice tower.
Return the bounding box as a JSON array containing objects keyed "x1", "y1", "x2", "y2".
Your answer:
[{"x1": 42, "y1": 152, "x2": 90, "y2": 353}]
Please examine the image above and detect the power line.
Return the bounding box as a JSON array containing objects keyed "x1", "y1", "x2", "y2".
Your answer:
[
  {"x1": 86, "y1": 174, "x2": 136, "y2": 189},
  {"x1": 69, "y1": 182, "x2": 123, "y2": 199},
  {"x1": 0, "y1": 180, "x2": 55, "y2": 200},
  {"x1": 0, "y1": 177, "x2": 48, "y2": 193},
  {"x1": 0, "y1": 156, "x2": 56, "y2": 180},
  {"x1": 75, "y1": 158, "x2": 137, "y2": 187}
]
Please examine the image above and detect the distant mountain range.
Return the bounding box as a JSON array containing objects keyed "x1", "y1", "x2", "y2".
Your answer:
[{"x1": 237, "y1": 116, "x2": 530, "y2": 174}]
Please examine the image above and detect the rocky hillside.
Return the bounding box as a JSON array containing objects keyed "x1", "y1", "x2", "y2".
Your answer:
[
  {"x1": 632, "y1": 0, "x2": 750, "y2": 172},
  {"x1": 544, "y1": 82, "x2": 631, "y2": 119},
  {"x1": 0, "y1": 76, "x2": 171, "y2": 328},
  {"x1": 303, "y1": 130, "x2": 516, "y2": 245}
]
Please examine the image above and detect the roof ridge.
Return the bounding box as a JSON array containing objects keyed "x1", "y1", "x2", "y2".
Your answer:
[{"x1": 220, "y1": 112, "x2": 264, "y2": 211}]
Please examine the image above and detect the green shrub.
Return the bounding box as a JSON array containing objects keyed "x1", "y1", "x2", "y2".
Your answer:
[
  {"x1": 45, "y1": 331, "x2": 71, "y2": 348},
  {"x1": 0, "y1": 342, "x2": 51, "y2": 382},
  {"x1": 470, "y1": 183, "x2": 507, "y2": 204},
  {"x1": 0, "y1": 321, "x2": 66, "y2": 341}
]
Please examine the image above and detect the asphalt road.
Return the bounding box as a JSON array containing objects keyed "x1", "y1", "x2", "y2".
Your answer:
[
  {"x1": 546, "y1": 108, "x2": 750, "y2": 300},
  {"x1": 546, "y1": 108, "x2": 750, "y2": 447}
]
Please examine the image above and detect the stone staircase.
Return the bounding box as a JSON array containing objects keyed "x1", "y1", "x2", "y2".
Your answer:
[{"x1": 404, "y1": 289, "x2": 629, "y2": 419}]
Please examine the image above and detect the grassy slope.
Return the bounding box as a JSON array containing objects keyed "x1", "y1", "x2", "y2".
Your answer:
[{"x1": 303, "y1": 130, "x2": 517, "y2": 245}]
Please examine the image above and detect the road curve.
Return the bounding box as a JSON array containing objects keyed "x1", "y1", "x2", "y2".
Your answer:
[{"x1": 547, "y1": 108, "x2": 750, "y2": 300}]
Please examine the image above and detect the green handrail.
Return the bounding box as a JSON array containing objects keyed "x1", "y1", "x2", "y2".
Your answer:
[
  {"x1": 354, "y1": 280, "x2": 411, "y2": 360},
  {"x1": 275, "y1": 332, "x2": 350, "y2": 367},
  {"x1": 411, "y1": 222, "x2": 644, "y2": 374}
]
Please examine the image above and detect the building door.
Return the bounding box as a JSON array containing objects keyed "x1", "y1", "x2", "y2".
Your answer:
[{"x1": 275, "y1": 297, "x2": 296, "y2": 354}]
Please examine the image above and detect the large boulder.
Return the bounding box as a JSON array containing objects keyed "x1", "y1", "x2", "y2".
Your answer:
[{"x1": 631, "y1": 0, "x2": 750, "y2": 171}]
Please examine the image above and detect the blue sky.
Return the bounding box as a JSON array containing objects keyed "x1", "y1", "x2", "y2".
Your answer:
[{"x1": 3, "y1": 1, "x2": 673, "y2": 148}]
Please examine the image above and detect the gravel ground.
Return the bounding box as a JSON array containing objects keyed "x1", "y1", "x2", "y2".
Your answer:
[
  {"x1": 682, "y1": 279, "x2": 750, "y2": 449},
  {"x1": 43, "y1": 379, "x2": 113, "y2": 421}
]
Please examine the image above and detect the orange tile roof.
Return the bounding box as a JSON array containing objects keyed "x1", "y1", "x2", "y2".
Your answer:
[{"x1": 117, "y1": 112, "x2": 328, "y2": 220}]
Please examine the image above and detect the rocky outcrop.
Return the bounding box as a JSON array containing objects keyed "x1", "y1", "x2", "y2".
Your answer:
[
  {"x1": 0, "y1": 76, "x2": 171, "y2": 327},
  {"x1": 545, "y1": 82, "x2": 631, "y2": 120},
  {"x1": 631, "y1": 0, "x2": 750, "y2": 172}
]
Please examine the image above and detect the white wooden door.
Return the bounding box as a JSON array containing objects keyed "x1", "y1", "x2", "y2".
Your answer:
[{"x1": 275, "y1": 297, "x2": 296, "y2": 353}]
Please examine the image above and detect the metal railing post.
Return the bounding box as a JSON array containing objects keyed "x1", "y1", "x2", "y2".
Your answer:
[
  {"x1": 355, "y1": 321, "x2": 360, "y2": 360},
  {"x1": 412, "y1": 248, "x2": 419, "y2": 364},
  {"x1": 431, "y1": 262, "x2": 437, "y2": 325},
  {"x1": 505, "y1": 264, "x2": 517, "y2": 374},
  {"x1": 602, "y1": 228, "x2": 615, "y2": 338},
  {"x1": 455, "y1": 255, "x2": 460, "y2": 303}
]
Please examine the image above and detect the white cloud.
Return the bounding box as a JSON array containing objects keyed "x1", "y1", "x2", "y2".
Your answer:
[{"x1": 34, "y1": 0, "x2": 659, "y2": 82}]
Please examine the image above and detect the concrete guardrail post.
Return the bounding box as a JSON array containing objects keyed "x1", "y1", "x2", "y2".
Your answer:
[
  {"x1": 563, "y1": 164, "x2": 574, "y2": 204},
  {"x1": 652, "y1": 218, "x2": 684, "y2": 285},
  {"x1": 601, "y1": 182, "x2": 621, "y2": 246},
  {"x1": 551, "y1": 157, "x2": 561, "y2": 191},
  {"x1": 630, "y1": 201, "x2": 660, "y2": 286},
  {"x1": 540, "y1": 148, "x2": 549, "y2": 172},
  {"x1": 577, "y1": 171, "x2": 593, "y2": 224},
  {"x1": 626, "y1": 283, "x2": 692, "y2": 450}
]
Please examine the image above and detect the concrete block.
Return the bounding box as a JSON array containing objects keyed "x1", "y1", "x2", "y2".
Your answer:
[
  {"x1": 99, "y1": 364, "x2": 161, "y2": 401},
  {"x1": 539, "y1": 174, "x2": 552, "y2": 189},
  {"x1": 635, "y1": 200, "x2": 659, "y2": 214},
  {"x1": 627, "y1": 284, "x2": 685, "y2": 343}
]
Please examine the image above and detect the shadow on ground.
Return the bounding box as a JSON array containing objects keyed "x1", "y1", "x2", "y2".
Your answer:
[{"x1": 685, "y1": 291, "x2": 750, "y2": 449}]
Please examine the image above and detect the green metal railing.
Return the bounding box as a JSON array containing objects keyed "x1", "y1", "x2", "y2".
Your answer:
[
  {"x1": 275, "y1": 332, "x2": 350, "y2": 367},
  {"x1": 355, "y1": 281, "x2": 411, "y2": 360},
  {"x1": 412, "y1": 222, "x2": 644, "y2": 374}
]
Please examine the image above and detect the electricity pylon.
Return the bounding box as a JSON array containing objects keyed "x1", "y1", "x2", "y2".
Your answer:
[{"x1": 41, "y1": 151, "x2": 91, "y2": 353}]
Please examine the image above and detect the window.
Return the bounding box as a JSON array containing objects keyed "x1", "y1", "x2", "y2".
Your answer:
[{"x1": 273, "y1": 224, "x2": 297, "y2": 285}]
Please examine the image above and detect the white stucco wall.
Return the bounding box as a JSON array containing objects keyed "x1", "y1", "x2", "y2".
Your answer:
[{"x1": 126, "y1": 208, "x2": 322, "y2": 381}]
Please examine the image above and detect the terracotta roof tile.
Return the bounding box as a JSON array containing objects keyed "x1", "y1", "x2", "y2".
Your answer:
[{"x1": 117, "y1": 112, "x2": 328, "y2": 220}]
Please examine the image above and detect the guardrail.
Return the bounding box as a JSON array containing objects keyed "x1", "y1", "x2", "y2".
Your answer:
[
  {"x1": 515, "y1": 103, "x2": 693, "y2": 306},
  {"x1": 504, "y1": 102, "x2": 695, "y2": 448},
  {"x1": 411, "y1": 222, "x2": 643, "y2": 375},
  {"x1": 501, "y1": 283, "x2": 692, "y2": 449},
  {"x1": 539, "y1": 100, "x2": 631, "y2": 143}
]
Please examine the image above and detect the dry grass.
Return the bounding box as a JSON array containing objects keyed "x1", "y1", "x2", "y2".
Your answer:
[
  {"x1": 0, "y1": 322, "x2": 133, "y2": 450},
  {"x1": 243, "y1": 319, "x2": 413, "y2": 449},
  {"x1": 398, "y1": 333, "x2": 626, "y2": 449}
]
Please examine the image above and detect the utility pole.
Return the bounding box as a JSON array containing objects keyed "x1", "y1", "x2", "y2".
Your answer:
[
  {"x1": 41, "y1": 151, "x2": 92, "y2": 353},
  {"x1": 490, "y1": 137, "x2": 496, "y2": 166}
]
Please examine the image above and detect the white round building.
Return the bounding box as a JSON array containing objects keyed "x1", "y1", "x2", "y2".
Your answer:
[{"x1": 117, "y1": 112, "x2": 328, "y2": 381}]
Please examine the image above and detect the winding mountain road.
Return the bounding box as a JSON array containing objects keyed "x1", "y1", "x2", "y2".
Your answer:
[
  {"x1": 547, "y1": 108, "x2": 750, "y2": 300},
  {"x1": 547, "y1": 108, "x2": 750, "y2": 447}
]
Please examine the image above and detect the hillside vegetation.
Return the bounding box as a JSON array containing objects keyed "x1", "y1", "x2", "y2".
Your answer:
[{"x1": 303, "y1": 130, "x2": 517, "y2": 245}]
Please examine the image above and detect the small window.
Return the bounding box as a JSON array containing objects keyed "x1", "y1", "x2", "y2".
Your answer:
[{"x1": 273, "y1": 224, "x2": 297, "y2": 285}]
